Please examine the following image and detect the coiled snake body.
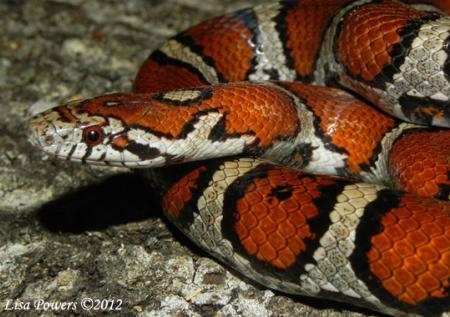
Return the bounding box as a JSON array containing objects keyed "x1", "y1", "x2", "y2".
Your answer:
[{"x1": 30, "y1": 1, "x2": 450, "y2": 316}]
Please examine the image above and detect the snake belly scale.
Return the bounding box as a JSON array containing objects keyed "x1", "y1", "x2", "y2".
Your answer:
[{"x1": 29, "y1": 0, "x2": 450, "y2": 316}]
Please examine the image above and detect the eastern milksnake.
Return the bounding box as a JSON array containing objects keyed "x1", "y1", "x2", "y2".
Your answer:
[{"x1": 29, "y1": 0, "x2": 450, "y2": 316}]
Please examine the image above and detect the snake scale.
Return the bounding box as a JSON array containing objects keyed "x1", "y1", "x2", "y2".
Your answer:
[{"x1": 29, "y1": 0, "x2": 450, "y2": 316}]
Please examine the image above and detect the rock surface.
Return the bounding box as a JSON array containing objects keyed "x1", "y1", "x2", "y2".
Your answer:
[{"x1": 0, "y1": 1, "x2": 378, "y2": 316}]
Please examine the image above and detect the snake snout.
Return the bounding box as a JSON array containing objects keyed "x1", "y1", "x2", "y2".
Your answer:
[
  {"x1": 28, "y1": 111, "x2": 77, "y2": 158},
  {"x1": 29, "y1": 114, "x2": 57, "y2": 153}
]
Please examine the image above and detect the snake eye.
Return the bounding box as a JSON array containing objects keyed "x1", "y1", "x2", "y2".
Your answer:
[{"x1": 83, "y1": 126, "x2": 103, "y2": 145}]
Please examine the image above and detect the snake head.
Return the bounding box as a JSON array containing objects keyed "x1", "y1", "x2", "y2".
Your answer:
[
  {"x1": 29, "y1": 94, "x2": 176, "y2": 167},
  {"x1": 28, "y1": 98, "x2": 117, "y2": 165},
  {"x1": 29, "y1": 94, "x2": 170, "y2": 167}
]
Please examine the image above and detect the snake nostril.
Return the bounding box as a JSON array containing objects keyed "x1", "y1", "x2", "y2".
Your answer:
[{"x1": 44, "y1": 135, "x2": 54, "y2": 146}]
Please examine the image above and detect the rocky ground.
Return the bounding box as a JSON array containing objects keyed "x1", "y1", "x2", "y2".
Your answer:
[{"x1": 0, "y1": 1, "x2": 379, "y2": 316}]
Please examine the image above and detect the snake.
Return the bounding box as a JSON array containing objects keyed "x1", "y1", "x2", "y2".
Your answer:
[{"x1": 28, "y1": 0, "x2": 450, "y2": 316}]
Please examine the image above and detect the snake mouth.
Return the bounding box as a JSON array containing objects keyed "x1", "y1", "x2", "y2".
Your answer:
[
  {"x1": 28, "y1": 112, "x2": 77, "y2": 159},
  {"x1": 28, "y1": 116, "x2": 56, "y2": 151}
]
